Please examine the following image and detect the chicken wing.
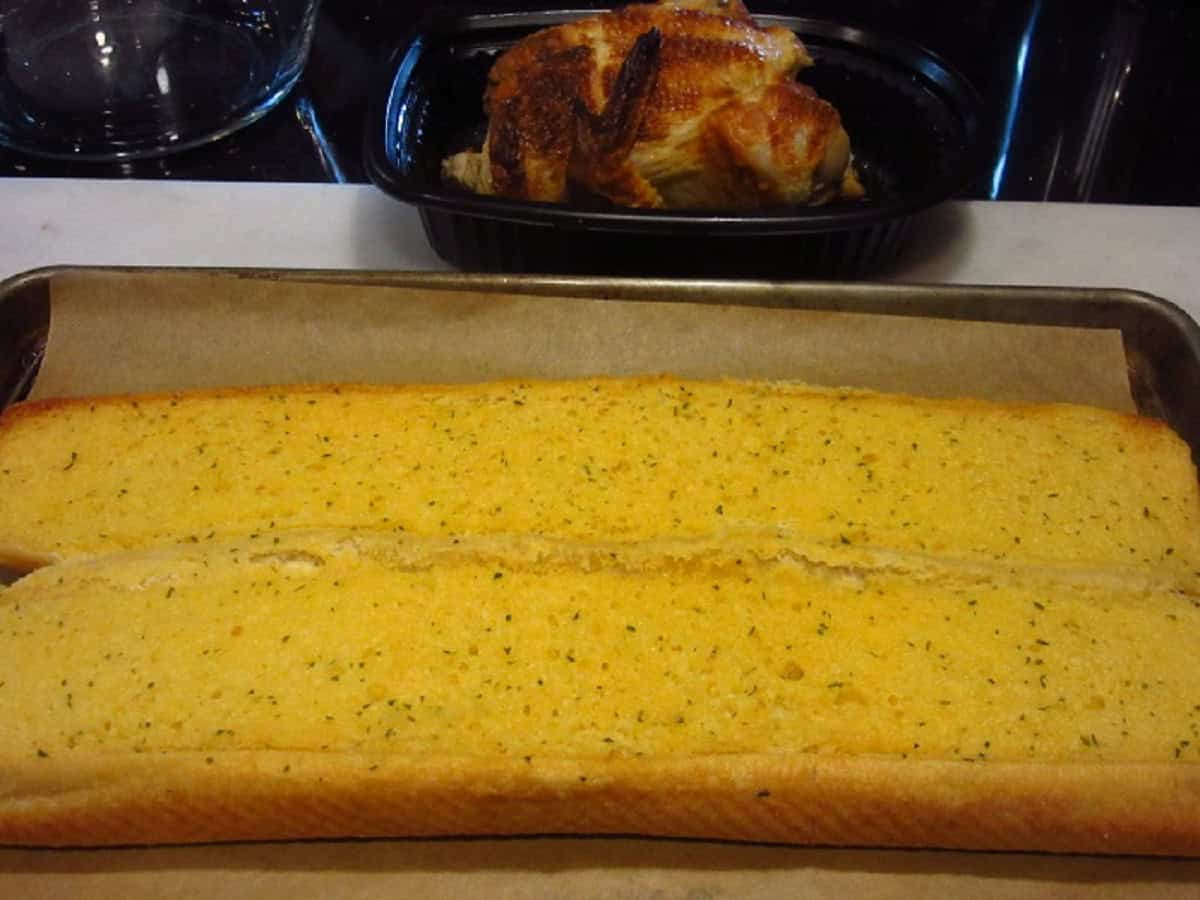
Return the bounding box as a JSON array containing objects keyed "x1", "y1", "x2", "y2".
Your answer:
[{"x1": 442, "y1": 0, "x2": 863, "y2": 209}]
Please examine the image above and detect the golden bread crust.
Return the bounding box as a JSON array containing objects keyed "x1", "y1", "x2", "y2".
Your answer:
[{"x1": 3, "y1": 750, "x2": 1197, "y2": 853}]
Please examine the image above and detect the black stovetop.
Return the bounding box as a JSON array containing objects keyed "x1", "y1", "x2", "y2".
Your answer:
[{"x1": 2, "y1": 0, "x2": 1196, "y2": 206}]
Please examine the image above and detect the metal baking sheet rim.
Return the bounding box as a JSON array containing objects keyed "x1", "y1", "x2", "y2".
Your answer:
[{"x1": 2, "y1": 264, "x2": 1199, "y2": 457}]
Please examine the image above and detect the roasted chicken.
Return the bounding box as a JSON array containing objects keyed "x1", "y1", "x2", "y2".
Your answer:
[{"x1": 442, "y1": 0, "x2": 864, "y2": 209}]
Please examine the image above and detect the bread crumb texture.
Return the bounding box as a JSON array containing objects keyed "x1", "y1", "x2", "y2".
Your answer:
[{"x1": 2, "y1": 536, "x2": 1199, "y2": 767}]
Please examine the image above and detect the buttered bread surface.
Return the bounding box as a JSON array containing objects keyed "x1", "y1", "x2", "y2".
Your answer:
[
  {"x1": 0, "y1": 377, "x2": 1197, "y2": 575},
  {"x1": 3, "y1": 531, "x2": 1199, "y2": 765},
  {"x1": 2, "y1": 376, "x2": 1199, "y2": 851}
]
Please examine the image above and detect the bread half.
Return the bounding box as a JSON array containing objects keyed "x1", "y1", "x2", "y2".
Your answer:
[{"x1": 2, "y1": 529, "x2": 1197, "y2": 851}]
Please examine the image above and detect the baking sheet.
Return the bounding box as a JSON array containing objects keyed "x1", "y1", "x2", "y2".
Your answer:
[{"x1": 3, "y1": 269, "x2": 1196, "y2": 896}]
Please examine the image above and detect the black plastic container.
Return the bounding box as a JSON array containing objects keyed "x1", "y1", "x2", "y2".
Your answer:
[{"x1": 365, "y1": 5, "x2": 982, "y2": 278}]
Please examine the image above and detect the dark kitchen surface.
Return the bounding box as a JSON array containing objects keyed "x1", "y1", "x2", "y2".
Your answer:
[{"x1": 2, "y1": 0, "x2": 1196, "y2": 205}]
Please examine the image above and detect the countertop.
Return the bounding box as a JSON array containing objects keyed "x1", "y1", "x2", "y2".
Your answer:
[{"x1": 2, "y1": 179, "x2": 1198, "y2": 322}]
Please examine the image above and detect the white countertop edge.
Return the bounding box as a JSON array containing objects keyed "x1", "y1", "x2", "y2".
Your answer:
[{"x1": 1, "y1": 178, "x2": 1197, "y2": 320}]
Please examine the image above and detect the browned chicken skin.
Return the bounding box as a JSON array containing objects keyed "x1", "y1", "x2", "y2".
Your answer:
[{"x1": 443, "y1": 0, "x2": 864, "y2": 209}]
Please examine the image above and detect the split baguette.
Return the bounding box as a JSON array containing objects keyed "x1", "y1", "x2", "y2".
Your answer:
[{"x1": 0, "y1": 376, "x2": 1198, "y2": 851}]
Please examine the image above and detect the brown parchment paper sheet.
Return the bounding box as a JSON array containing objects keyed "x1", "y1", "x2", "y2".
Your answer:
[
  {"x1": 8, "y1": 270, "x2": 1193, "y2": 897},
  {"x1": 29, "y1": 270, "x2": 1135, "y2": 410}
]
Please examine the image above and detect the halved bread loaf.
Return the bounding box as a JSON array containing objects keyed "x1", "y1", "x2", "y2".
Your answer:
[
  {"x1": 1, "y1": 377, "x2": 1197, "y2": 579},
  {"x1": 2, "y1": 376, "x2": 1198, "y2": 851},
  {"x1": 1, "y1": 529, "x2": 1198, "y2": 851}
]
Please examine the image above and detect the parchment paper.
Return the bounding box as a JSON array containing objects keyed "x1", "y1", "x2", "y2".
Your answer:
[
  {"x1": 29, "y1": 271, "x2": 1136, "y2": 410},
  {"x1": 6, "y1": 270, "x2": 1191, "y2": 897}
]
